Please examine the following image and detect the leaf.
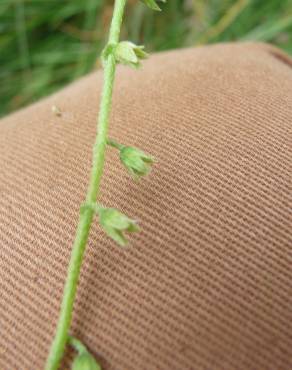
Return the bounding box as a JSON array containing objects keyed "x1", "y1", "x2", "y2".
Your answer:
[{"x1": 140, "y1": 0, "x2": 165, "y2": 11}]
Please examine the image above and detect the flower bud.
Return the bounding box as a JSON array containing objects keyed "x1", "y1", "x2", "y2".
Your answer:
[
  {"x1": 120, "y1": 146, "x2": 154, "y2": 179},
  {"x1": 72, "y1": 351, "x2": 101, "y2": 370},
  {"x1": 140, "y1": 0, "x2": 166, "y2": 11},
  {"x1": 115, "y1": 41, "x2": 148, "y2": 68},
  {"x1": 98, "y1": 207, "x2": 139, "y2": 247}
]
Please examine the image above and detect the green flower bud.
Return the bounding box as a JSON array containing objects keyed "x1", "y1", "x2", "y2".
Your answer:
[
  {"x1": 98, "y1": 207, "x2": 139, "y2": 247},
  {"x1": 115, "y1": 41, "x2": 148, "y2": 68},
  {"x1": 72, "y1": 351, "x2": 101, "y2": 370},
  {"x1": 140, "y1": 0, "x2": 166, "y2": 11},
  {"x1": 120, "y1": 146, "x2": 154, "y2": 179}
]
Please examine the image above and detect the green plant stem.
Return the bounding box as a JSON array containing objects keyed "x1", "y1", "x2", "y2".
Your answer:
[
  {"x1": 107, "y1": 138, "x2": 124, "y2": 150},
  {"x1": 45, "y1": 1, "x2": 126, "y2": 369},
  {"x1": 68, "y1": 336, "x2": 88, "y2": 354}
]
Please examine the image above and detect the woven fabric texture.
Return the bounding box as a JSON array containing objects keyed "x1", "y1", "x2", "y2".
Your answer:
[{"x1": 0, "y1": 42, "x2": 291, "y2": 370}]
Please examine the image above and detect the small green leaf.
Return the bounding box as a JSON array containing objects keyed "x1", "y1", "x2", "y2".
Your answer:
[
  {"x1": 72, "y1": 351, "x2": 101, "y2": 370},
  {"x1": 140, "y1": 0, "x2": 166, "y2": 11},
  {"x1": 120, "y1": 146, "x2": 154, "y2": 179},
  {"x1": 98, "y1": 208, "x2": 139, "y2": 247},
  {"x1": 115, "y1": 41, "x2": 148, "y2": 68}
]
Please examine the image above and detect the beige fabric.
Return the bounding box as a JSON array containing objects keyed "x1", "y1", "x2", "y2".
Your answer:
[{"x1": 0, "y1": 42, "x2": 291, "y2": 370}]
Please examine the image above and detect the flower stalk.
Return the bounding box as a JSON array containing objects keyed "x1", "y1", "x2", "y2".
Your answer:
[
  {"x1": 45, "y1": 0, "x2": 127, "y2": 369},
  {"x1": 45, "y1": 0, "x2": 161, "y2": 368}
]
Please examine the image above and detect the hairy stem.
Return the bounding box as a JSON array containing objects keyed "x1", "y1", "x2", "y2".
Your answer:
[{"x1": 45, "y1": 1, "x2": 126, "y2": 369}]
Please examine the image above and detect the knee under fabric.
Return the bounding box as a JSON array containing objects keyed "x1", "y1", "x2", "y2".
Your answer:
[{"x1": 0, "y1": 42, "x2": 291, "y2": 370}]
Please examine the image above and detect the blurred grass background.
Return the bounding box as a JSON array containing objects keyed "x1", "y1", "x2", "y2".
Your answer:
[{"x1": 1, "y1": 0, "x2": 292, "y2": 117}]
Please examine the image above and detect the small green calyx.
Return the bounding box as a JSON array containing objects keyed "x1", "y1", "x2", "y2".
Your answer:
[
  {"x1": 101, "y1": 41, "x2": 148, "y2": 69},
  {"x1": 80, "y1": 204, "x2": 139, "y2": 246},
  {"x1": 120, "y1": 146, "x2": 154, "y2": 179},
  {"x1": 115, "y1": 41, "x2": 148, "y2": 68},
  {"x1": 72, "y1": 351, "x2": 101, "y2": 370},
  {"x1": 98, "y1": 207, "x2": 139, "y2": 247},
  {"x1": 140, "y1": 0, "x2": 166, "y2": 11}
]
